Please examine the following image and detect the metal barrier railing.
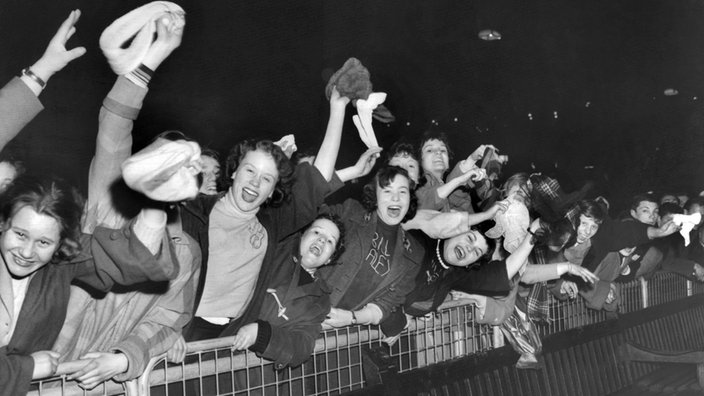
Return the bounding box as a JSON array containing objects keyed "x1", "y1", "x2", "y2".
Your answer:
[
  {"x1": 538, "y1": 292, "x2": 607, "y2": 337},
  {"x1": 388, "y1": 301, "x2": 497, "y2": 373},
  {"x1": 27, "y1": 360, "x2": 134, "y2": 396},
  {"x1": 28, "y1": 272, "x2": 701, "y2": 395},
  {"x1": 647, "y1": 271, "x2": 692, "y2": 306}
]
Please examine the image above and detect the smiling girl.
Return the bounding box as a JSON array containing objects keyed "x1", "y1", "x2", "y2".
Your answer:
[{"x1": 0, "y1": 176, "x2": 177, "y2": 394}]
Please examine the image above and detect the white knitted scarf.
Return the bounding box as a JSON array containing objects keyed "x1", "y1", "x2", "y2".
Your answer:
[{"x1": 100, "y1": 2, "x2": 185, "y2": 75}]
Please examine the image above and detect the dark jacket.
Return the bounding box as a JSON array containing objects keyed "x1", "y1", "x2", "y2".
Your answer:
[
  {"x1": 580, "y1": 218, "x2": 652, "y2": 272},
  {"x1": 318, "y1": 199, "x2": 424, "y2": 320},
  {"x1": 381, "y1": 236, "x2": 511, "y2": 336},
  {"x1": 180, "y1": 163, "x2": 337, "y2": 335},
  {"x1": 249, "y1": 236, "x2": 331, "y2": 369},
  {"x1": 0, "y1": 223, "x2": 177, "y2": 395}
]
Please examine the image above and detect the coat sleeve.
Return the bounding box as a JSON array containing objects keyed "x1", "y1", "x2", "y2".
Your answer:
[
  {"x1": 446, "y1": 162, "x2": 475, "y2": 213},
  {"x1": 254, "y1": 298, "x2": 330, "y2": 369},
  {"x1": 584, "y1": 219, "x2": 650, "y2": 271},
  {"x1": 270, "y1": 163, "x2": 337, "y2": 240},
  {"x1": 579, "y1": 280, "x2": 617, "y2": 311},
  {"x1": 0, "y1": 77, "x2": 43, "y2": 152},
  {"x1": 82, "y1": 76, "x2": 147, "y2": 234},
  {"x1": 403, "y1": 210, "x2": 470, "y2": 240},
  {"x1": 0, "y1": 348, "x2": 35, "y2": 396},
  {"x1": 600, "y1": 219, "x2": 651, "y2": 251},
  {"x1": 451, "y1": 260, "x2": 511, "y2": 295},
  {"x1": 72, "y1": 221, "x2": 178, "y2": 291},
  {"x1": 415, "y1": 182, "x2": 446, "y2": 211},
  {"x1": 111, "y1": 240, "x2": 200, "y2": 381}
]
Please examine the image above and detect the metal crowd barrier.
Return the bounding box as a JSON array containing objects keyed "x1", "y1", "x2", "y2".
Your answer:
[
  {"x1": 28, "y1": 272, "x2": 701, "y2": 396},
  {"x1": 27, "y1": 360, "x2": 134, "y2": 395}
]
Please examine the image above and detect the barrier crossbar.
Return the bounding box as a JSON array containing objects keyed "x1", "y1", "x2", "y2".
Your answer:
[{"x1": 28, "y1": 272, "x2": 699, "y2": 395}]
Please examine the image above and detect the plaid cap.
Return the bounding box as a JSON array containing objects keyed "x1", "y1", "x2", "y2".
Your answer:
[
  {"x1": 530, "y1": 173, "x2": 561, "y2": 200},
  {"x1": 529, "y1": 173, "x2": 586, "y2": 223}
]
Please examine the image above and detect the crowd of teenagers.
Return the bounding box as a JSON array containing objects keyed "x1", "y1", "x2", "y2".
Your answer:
[{"x1": 1, "y1": 6, "x2": 704, "y2": 394}]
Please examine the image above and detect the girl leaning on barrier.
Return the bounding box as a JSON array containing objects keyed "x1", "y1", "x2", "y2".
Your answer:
[
  {"x1": 230, "y1": 213, "x2": 346, "y2": 368},
  {"x1": 0, "y1": 174, "x2": 181, "y2": 394},
  {"x1": 52, "y1": 9, "x2": 201, "y2": 390},
  {"x1": 0, "y1": 11, "x2": 186, "y2": 395}
]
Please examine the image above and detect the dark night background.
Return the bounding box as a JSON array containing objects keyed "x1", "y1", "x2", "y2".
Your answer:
[{"x1": 0, "y1": 0, "x2": 702, "y2": 211}]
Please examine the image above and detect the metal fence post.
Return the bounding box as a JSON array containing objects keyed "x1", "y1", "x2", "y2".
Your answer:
[
  {"x1": 493, "y1": 326, "x2": 505, "y2": 348},
  {"x1": 641, "y1": 277, "x2": 649, "y2": 308}
]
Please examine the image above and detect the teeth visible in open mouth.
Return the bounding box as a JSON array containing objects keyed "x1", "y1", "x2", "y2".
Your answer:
[
  {"x1": 243, "y1": 187, "x2": 259, "y2": 197},
  {"x1": 455, "y1": 246, "x2": 464, "y2": 260},
  {"x1": 241, "y1": 187, "x2": 260, "y2": 202}
]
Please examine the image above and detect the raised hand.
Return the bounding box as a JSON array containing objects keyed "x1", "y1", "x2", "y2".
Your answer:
[
  {"x1": 468, "y1": 144, "x2": 499, "y2": 162},
  {"x1": 329, "y1": 86, "x2": 351, "y2": 110},
  {"x1": 354, "y1": 147, "x2": 383, "y2": 177},
  {"x1": 141, "y1": 12, "x2": 185, "y2": 71},
  {"x1": 31, "y1": 9, "x2": 87, "y2": 82},
  {"x1": 487, "y1": 200, "x2": 510, "y2": 218}
]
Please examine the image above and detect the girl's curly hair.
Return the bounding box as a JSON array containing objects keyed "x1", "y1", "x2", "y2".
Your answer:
[{"x1": 222, "y1": 139, "x2": 294, "y2": 207}]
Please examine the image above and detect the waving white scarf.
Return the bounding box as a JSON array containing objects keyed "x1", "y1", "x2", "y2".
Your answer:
[
  {"x1": 100, "y1": 1, "x2": 185, "y2": 75},
  {"x1": 122, "y1": 138, "x2": 202, "y2": 202}
]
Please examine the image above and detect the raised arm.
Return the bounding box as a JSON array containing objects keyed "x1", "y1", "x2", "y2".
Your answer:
[
  {"x1": 521, "y1": 262, "x2": 599, "y2": 284},
  {"x1": 505, "y1": 219, "x2": 541, "y2": 278},
  {"x1": 435, "y1": 168, "x2": 485, "y2": 201},
  {"x1": 0, "y1": 10, "x2": 85, "y2": 152},
  {"x1": 335, "y1": 146, "x2": 383, "y2": 183},
  {"x1": 85, "y1": 12, "x2": 183, "y2": 231},
  {"x1": 402, "y1": 200, "x2": 508, "y2": 239},
  {"x1": 313, "y1": 87, "x2": 349, "y2": 181}
]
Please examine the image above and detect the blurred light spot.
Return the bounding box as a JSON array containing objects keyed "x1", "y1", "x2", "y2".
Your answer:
[{"x1": 478, "y1": 29, "x2": 502, "y2": 41}]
